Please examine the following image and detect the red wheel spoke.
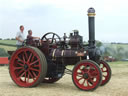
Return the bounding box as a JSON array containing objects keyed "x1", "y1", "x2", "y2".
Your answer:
[
  {"x1": 102, "y1": 70, "x2": 107, "y2": 72},
  {"x1": 89, "y1": 78, "x2": 94, "y2": 84},
  {"x1": 14, "y1": 67, "x2": 23, "y2": 70},
  {"x1": 92, "y1": 71, "x2": 98, "y2": 77},
  {"x1": 87, "y1": 80, "x2": 90, "y2": 86},
  {"x1": 24, "y1": 71, "x2": 27, "y2": 82},
  {"x1": 31, "y1": 55, "x2": 35, "y2": 62},
  {"x1": 34, "y1": 65, "x2": 39, "y2": 67},
  {"x1": 17, "y1": 57, "x2": 24, "y2": 63},
  {"x1": 90, "y1": 70, "x2": 98, "y2": 78},
  {"x1": 27, "y1": 73, "x2": 29, "y2": 83},
  {"x1": 17, "y1": 62, "x2": 24, "y2": 66},
  {"x1": 27, "y1": 53, "x2": 32, "y2": 63},
  {"x1": 83, "y1": 64, "x2": 88, "y2": 68},
  {"x1": 24, "y1": 51, "x2": 28, "y2": 60},
  {"x1": 17, "y1": 69, "x2": 24, "y2": 76},
  {"x1": 102, "y1": 65, "x2": 105, "y2": 68},
  {"x1": 22, "y1": 55, "x2": 26, "y2": 63},
  {"x1": 18, "y1": 71, "x2": 26, "y2": 79},
  {"x1": 91, "y1": 68, "x2": 97, "y2": 73},
  {"x1": 77, "y1": 72, "x2": 83, "y2": 77},
  {"x1": 77, "y1": 77, "x2": 83, "y2": 81},
  {"x1": 82, "y1": 65, "x2": 89, "y2": 72},
  {"x1": 101, "y1": 68, "x2": 103, "y2": 71},
  {"x1": 77, "y1": 72, "x2": 83, "y2": 75},
  {"x1": 28, "y1": 70, "x2": 35, "y2": 80},
  {"x1": 88, "y1": 66, "x2": 93, "y2": 73},
  {"x1": 30, "y1": 68, "x2": 39, "y2": 72},
  {"x1": 79, "y1": 69, "x2": 84, "y2": 74},
  {"x1": 30, "y1": 59, "x2": 39, "y2": 66},
  {"x1": 91, "y1": 75, "x2": 97, "y2": 78},
  {"x1": 82, "y1": 79, "x2": 86, "y2": 85},
  {"x1": 32, "y1": 71, "x2": 37, "y2": 78}
]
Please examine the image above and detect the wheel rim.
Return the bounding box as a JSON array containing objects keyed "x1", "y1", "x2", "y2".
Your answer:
[
  {"x1": 43, "y1": 77, "x2": 60, "y2": 83},
  {"x1": 10, "y1": 47, "x2": 42, "y2": 87},
  {"x1": 99, "y1": 60, "x2": 111, "y2": 85},
  {"x1": 73, "y1": 61, "x2": 101, "y2": 90}
]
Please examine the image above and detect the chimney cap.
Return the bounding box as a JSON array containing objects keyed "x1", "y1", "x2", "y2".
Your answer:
[{"x1": 88, "y1": 7, "x2": 95, "y2": 13}]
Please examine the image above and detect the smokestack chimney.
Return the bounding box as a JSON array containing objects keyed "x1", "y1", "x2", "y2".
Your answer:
[{"x1": 87, "y1": 7, "x2": 96, "y2": 48}]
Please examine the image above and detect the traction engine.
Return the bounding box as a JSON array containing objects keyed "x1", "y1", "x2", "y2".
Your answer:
[{"x1": 9, "y1": 8, "x2": 111, "y2": 91}]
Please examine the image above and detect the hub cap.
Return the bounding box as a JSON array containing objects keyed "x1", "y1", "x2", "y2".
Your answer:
[{"x1": 83, "y1": 73, "x2": 89, "y2": 79}]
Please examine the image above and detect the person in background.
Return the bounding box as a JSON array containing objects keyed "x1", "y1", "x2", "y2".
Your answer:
[
  {"x1": 16, "y1": 25, "x2": 25, "y2": 49},
  {"x1": 27, "y1": 30, "x2": 40, "y2": 40},
  {"x1": 27, "y1": 30, "x2": 40, "y2": 45}
]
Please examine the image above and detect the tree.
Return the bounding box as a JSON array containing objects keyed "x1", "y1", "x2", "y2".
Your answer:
[{"x1": 96, "y1": 40, "x2": 103, "y2": 47}]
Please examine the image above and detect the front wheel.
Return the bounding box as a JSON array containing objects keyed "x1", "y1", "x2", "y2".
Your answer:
[{"x1": 72, "y1": 60, "x2": 102, "y2": 91}]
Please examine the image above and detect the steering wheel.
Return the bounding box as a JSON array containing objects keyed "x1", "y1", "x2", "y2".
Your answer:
[{"x1": 41, "y1": 32, "x2": 61, "y2": 44}]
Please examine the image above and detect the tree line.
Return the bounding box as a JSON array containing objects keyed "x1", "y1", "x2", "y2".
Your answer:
[
  {"x1": 0, "y1": 38, "x2": 16, "y2": 40},
  {"x1": 96, "y1": 41, "x2": 128, "y2": 61}
]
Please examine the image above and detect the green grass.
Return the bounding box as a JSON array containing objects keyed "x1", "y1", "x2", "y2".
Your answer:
[
  {"x1": 109, "y1": 61, "x2": 128, "y2": 68},
  {"x1": 0, "y1": 40, "x2": 16, "y2": 45},
  {"x1": 0, "y1": 45, "x2": 16, "y2": 51},
  {"x1": 0, "y1": 40, "x2": 16, "y2": 51},
  {"x1": 109, "y1": 61, "x2": 128, "y2": 65}
]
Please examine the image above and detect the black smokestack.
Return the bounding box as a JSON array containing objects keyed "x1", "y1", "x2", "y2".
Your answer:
[{"x1": 87, "y1": 7, "x2": 96, "y2": 48}]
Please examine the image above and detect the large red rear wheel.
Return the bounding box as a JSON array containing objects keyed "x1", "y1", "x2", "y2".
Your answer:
[
  {"x1": 72, "y1": 60, "x2": 102, "y2": 91},
  {"x1": 9, "y1": 46, "x2": 47, "y2": 87},
  {"x1": 99, "y1": 60, "x2": 111, "y2": 86}
]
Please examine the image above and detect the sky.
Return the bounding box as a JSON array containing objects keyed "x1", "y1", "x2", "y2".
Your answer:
[{"x1": 0, "y1": 0, "x2": 128, "y2": 43}]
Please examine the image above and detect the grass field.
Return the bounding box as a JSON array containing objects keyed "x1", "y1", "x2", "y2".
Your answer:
[
  {"x1": 0, "y1": 40, "x2": 16, "y2": 45},
  {"x1": 0, "y1": 40, "x2": 16, "y2": 51},
  {"x1": 0, "y1": 61, "x2": 128, "y2": 96}
]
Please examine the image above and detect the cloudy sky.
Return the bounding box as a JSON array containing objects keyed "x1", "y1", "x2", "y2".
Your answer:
[{"x1": 0, "y1": 0, "x2": 128, "y2": 43}]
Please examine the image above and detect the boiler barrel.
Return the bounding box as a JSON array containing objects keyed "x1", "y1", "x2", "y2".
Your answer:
[{"x1": 49, "y1": 49, "x2": 86, "y2": 65}]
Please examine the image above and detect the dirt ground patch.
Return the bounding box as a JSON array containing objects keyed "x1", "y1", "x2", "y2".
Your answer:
[{"x1": 0, "y1": 63, "x2": 128, "y2": 96}]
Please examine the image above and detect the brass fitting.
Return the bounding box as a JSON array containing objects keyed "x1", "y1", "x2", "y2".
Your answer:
[{"x1": 87, "y1": 7, "x2": 96, "y2": 17}]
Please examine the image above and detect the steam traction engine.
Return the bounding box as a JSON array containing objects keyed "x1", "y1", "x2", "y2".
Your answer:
[{"x1": 9, "y1": 8, "x2": 111, "y2": 91}]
